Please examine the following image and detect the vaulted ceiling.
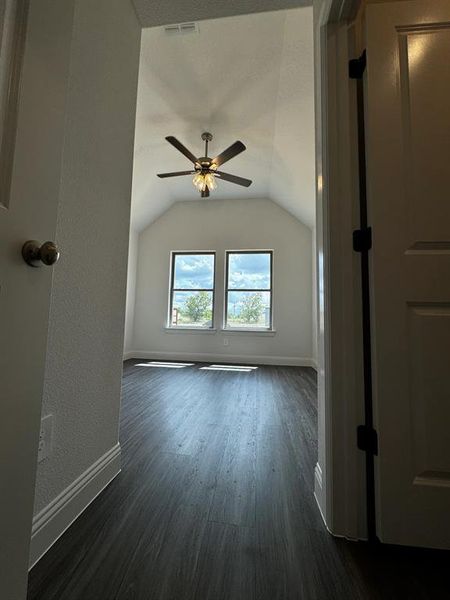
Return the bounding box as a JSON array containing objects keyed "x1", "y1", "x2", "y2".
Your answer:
[
  {"x1": 131, "y1": 7, "x2": 315, "y2": 232},
  {"x1": 132, "y1": 0, "x2": 312, "y2": 28}
]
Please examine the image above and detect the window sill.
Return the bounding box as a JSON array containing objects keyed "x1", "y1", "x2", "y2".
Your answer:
[
  {"x1": 164, "y1": 327, "x2": 217, "y2": 334},
  {"x1": 221, "y1": 328, "x2": 276, "y2": 336}
]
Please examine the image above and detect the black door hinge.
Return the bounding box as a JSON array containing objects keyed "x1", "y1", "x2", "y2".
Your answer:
[
  {"x1": 353, "y1": 227, "x2": 372, "y2": 252},
  {"x1": 349, "y1": 50, "x2": 367, "y2": 80},
  {"x1": 357, "y1": 425, "x2": 378, "y2": 455}
]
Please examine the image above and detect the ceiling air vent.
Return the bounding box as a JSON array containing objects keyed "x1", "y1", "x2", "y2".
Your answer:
[{"x1": 164, "y1": 22, "x2": 199, "y2": 36}]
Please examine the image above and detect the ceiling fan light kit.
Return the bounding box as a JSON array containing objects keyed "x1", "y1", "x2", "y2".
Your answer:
[
  {"x1": 157, "y1": 132, "x2": 252, "y2": 198},
  {"x1": 192, "y1": 171, "x2": 217, "y2": 193}
]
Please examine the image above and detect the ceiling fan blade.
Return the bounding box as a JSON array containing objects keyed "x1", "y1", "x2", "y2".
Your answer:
[
  {"x1": 201, "y1": 186, "x2": 210, "y2": 198},
  {"x1": 212, "y1": 141, "x2": 246, "y2": 167},
  {"x1": 157, "y1": 171, "x2": 194, "y2": 178},
  {"x1": 215, "y1": 170, "x2": 252, "y2": 187},
  {"x1": 165, "y1": 136, "x2": 198, "y2": 164}
]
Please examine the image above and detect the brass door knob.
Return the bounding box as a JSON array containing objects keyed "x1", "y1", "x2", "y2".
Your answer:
[{"x1": 22, "y1": 240, "x2": 60, "y2": 267}]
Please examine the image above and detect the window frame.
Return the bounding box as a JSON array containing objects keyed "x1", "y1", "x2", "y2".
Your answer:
[
  {"x1": 168, "y1": 251, "x2": 216, "y2": 329},
  {"x1": 224, "y1": 249, "x2": 274, "y2": 331}
]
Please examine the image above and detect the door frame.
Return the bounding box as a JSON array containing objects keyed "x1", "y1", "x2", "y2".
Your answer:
[
  {"x1": 130, "y1": 0, "x2": 367, "y2": 539},
  {"x1": 3, "y1": 3, "x2": 367, "y2": 597},
  {"x1": 129, "y1": 0, "x2": 369, "y2": 542},
  {"x1": 313, "y1": 0, "x2": 368, "y2": 540},
  {"x1": 125, "y1": 0, "x2": 368, "y2": 542}
]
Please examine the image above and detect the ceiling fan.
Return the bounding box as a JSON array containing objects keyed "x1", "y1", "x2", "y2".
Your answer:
[{"x1": 157, "y1": 132, "x2": 252, "y2": 198}]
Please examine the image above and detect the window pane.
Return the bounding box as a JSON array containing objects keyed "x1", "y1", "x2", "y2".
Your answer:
[
  {"x1": 228, "y1": 253, "x2": 271, "y2": 289},
  {"x1": 174, "y1": 254, "x2": 214, "y2": 289},
  {"x1": 172, "y1": 291, "x2": 213, "y2": 327},
  {"x1": 226, "y1": 291, "x2": 271, "y2": 328}
]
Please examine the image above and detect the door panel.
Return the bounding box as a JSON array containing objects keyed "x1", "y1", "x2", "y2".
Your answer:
[
  {"x1": 402, "y1": 26, "x2": 450, "y2": 244},
  {"x1": 365, "y1": 0, "x2": 450, "y2": 548},
  {"x1": 408, "y1": 304, "x2": 450, "y2": 477},
  {"x1": 0, "y1": 2, "x2": 75, "y2": 598}
]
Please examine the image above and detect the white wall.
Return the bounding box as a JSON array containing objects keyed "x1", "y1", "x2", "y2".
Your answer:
[
  {"x1": 124, "y1": 229, "x2": 139, "y2": 354},
  {"x1": 30, "y1": 0, "x2": 141, "y2": 565},
  {"x1": 131, "y1": 198, "x2": 313, "y2": 365}
]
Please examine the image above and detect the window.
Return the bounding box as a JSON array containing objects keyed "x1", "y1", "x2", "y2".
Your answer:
[
  {"x1": 225, "y1": 251, "x2": 273, "y2": 329},
  {"x1": 169, "y1": 252, "x2": 215, "y2": 328}
]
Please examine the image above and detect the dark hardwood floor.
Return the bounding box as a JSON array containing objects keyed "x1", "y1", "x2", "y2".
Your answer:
[{"x1": 28, "y1": 361, "x2": 448, "y2": 600}]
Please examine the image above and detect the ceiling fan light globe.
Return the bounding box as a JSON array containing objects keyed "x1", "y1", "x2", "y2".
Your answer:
[
  {"x1": 192, "y1": 172, "x2": 217, "y2": 193},
  {"x1": 192, "y1": 173, "x2": 205, "y2": 191},
  {"x1": 205, "y1": 173, "x2": 217, "y2": 190}
]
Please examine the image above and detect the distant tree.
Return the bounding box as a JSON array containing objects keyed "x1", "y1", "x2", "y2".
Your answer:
[
  {"x1": 184, "y1": 291, "x2": 211, "y2": 323},
  {"x1": 240, "y1": 293, "x2": 264, "y2": 324}
]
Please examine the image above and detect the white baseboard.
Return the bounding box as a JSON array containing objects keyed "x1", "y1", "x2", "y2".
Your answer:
[
  {"x1": 314, "y1": 461, "x2": 327, "y2": 526},
  {"x1": 314, "y1": 461, "x2": 323, "y2": 490},
  {"x1": 124, "y1": 350, "x2": 315, "y2": 368},
  {"x1": 29, "y1": 444, "x2": 121, "y2": 570},
  {"x1": 123, "y1": 350, "x2": 134, "y2": 360}
]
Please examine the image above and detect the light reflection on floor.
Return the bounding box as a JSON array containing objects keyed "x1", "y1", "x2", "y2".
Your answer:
[
  {"x1": 135, "y1": 362, "x2": 194, "y2": 369},
  {"x1": 135, "y1": 362, "x2": 258, "y2": 372},
  {"x1": 200, "y1": 364, "x2": 258, "y2": 373}
]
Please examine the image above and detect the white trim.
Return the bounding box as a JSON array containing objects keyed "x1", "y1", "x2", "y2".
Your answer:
[
  {"x1": 315, "y1": 463, "x2": 360, "y2": 541},
  {"x1": 315, "y1": 461, "x2": 323, "y2": 488},
  {"x1": 125, "y1": 350, "x2": 315, "y2": 368},
  {"x1": 221, "y1": 328, "x2": 276, "y2": 336},
  {"x1": 164, "y1": 326, "x2": 217, "y2": 334},
  {"x1": 314, "y1": 462, "x2": 327, "y2": 526},
  {"x1": 167, "y1": 250, "x2": 216, "y2": 329},
  {"x1": 312, "y1": 0, "x2": 366, "y2": 542},
  {"x1": 313, "y1": 0, "x2": 333, "y2": 534},
  {"x1": 223, "y1": 249, "x2": 274, "y2": 331},
  {"x1": 123, "y1": 350, "x2": 134, "y2": 360},
  {"x1": 29, "y1": 444, "x2": 121, "y2": 570}
]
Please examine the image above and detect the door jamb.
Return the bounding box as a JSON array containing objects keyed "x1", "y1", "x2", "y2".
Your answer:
[{"x1": 313, "y1": 0, "x2": 367, "y2": 540}]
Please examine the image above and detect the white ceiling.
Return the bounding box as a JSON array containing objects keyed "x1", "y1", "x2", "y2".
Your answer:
[{"x1": 131, "y1": 7, "x2": 315, "y2": 232}]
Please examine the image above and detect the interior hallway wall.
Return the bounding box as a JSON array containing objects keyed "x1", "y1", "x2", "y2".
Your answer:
[
  {"x1": 30, "y1": 0, "x2": 141, "y2": 565},
  {"x1": 131, "y1": 198, "x2": 313, "y2": 365}
]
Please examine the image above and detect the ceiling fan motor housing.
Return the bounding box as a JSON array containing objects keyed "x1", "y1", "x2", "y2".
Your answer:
[{"x1": 196, "y1": 158, "x2": 215, "y2": 172}]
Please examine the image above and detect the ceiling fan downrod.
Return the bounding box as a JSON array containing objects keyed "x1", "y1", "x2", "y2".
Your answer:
[{"x1": 201, "y1": 131, "x2": 213, "y2": 158}]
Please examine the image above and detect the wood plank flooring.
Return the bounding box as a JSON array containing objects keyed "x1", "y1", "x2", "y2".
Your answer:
[{"x1": 27, "y1": 361, "x2": 449, "y2": 600}]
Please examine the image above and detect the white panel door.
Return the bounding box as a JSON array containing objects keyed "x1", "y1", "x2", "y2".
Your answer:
[
  {"x1": 365, "y1": 0, "x2": 450, "y2": 548},
  {"x1": 0, "y1": 2, "x2": 75, "y2": 598}
]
